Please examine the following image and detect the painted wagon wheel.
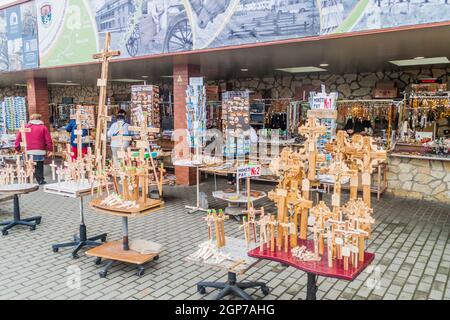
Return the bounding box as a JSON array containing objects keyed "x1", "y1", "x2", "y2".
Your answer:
[
  {"x1": 126, "y1": 28, "x2": 139, "y2": 57},
  {"x1": 164, "y1": 17, "x2": 193, "y2": 53}
]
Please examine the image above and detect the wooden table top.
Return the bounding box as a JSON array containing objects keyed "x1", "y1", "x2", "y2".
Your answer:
[
  {"x1": 248, "y1": 239, "x2": 375, "y2": 281},
  {"x1": 0, "y1": 184, "x2": 39, "y2": 194}
]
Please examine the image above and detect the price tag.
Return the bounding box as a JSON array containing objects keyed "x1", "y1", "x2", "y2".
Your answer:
[
  {"x1": 332, "y1": 194, "x2": 340, "y2": 207},
  {"x1": 342, "y1": 246, "x2": 351, "y2": 257},
  {"x1": 302, "y1": 179, "x2": 310, "y2": 191},
  {"x1": 362, "y1": 173, "x2": 371, "y2": 186}
]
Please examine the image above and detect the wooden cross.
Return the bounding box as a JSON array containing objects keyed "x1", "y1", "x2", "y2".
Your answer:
[
  {"x1": 310, "y1": 201, "x2": 333, "y2": 255},
  {"x1": 299, "y1": 116, "x2": 327, "y2": 181},
  {"x1": 352, "y1": 136, "x2": 387, "y2": 208},
  {"x1": 93, "y1": 32, "x2": 120, "y2": 170},
  {"x1": 18, "y1": 121, "x2": 31, "y2": 158}
]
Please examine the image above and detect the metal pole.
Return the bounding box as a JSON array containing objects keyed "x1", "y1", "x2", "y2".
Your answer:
[
  {"x1": 122, "y1": 217, "x2": 129, "y2": 250},
  {"x1": 196, "y1": 165, "x2": 200, "y2": 208},
  {"x1": 79, "y1": 196, "x2": 84, "y2": 225}
]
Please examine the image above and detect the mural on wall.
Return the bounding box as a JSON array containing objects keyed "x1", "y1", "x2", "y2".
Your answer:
[
  {"x1": 0, "y1": 1, "x2": 38, "y2": 72},
  {"x1": 28, "y1": 0, "x2": 450, "y2": 68}
]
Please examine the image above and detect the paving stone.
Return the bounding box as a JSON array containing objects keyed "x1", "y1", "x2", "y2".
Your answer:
[{"x1": 0, "y1": 177, "x2": 448, "y2": 300}]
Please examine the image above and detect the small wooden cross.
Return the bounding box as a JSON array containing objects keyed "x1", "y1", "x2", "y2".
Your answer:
[{"x1": 299, "y1": 116, "x2": 327, "y2": 181}]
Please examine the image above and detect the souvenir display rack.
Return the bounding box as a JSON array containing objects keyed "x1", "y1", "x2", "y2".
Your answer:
[
  {"x1": 1, "y1": 97, "x2": 27, "y2": 132},
  {"x1": 394, "y1": 91, "x2": 450, "y2": 157},
  {"x1": 185, "y1": 78, "x2": 207, "y2": 154},
  {"x1": 222, "y1": 91, "x2": 251, "y2": 158},
  {"x1": 130, "y1": 85, "x2": 160, "y2": 129}
]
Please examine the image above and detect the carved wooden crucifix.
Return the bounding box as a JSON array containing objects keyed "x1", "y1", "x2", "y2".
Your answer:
[{"x1": 93, "y1": 32, "x2": 120, "y2": 170}]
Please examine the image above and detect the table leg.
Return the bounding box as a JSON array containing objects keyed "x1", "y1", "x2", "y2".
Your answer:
[
  {"x1": 1, "y1": 194, "x2": 41, "y2": 236},
  {"x1": 306, "y1": 273, "x2": 318, "y2": 300},
  {"x1": 122, "y1": 217, "x2": 129, "y2": 251},
  {"x1": 52, "y1": 196, "x2": 107, "y2": 258},
  {"x1": 197, "y1": 272, "x2": 269, "y2": 300}
]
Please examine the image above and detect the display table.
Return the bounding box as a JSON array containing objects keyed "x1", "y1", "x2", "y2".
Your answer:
[
  {"x1": 212, "y1": 190, "x2": 266, "y2": 220},
  {"x1": 0, "y1": 184, "x2": 41, "y2": 235},
  {"x1": 87, "y1": 198, "x2": 164, "y2": 278},
  {"x1": 248, "y1": 239, "x2": 375, "y2": 300},
  {"x1": 174, "y1": 160, "x2": 209, "y2": 214},
  {"x1": 44, "y1": 181, "x2": 108, "y2": 259},
  {"x1": 187, "y1": 237, "x2": 269, "y2": 300}
]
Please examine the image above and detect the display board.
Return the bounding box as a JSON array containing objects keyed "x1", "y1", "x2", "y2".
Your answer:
[
  {"x1": 186, "y1": 77, "x2": 206, "y2": 150},
  {"x1": 130, "y1": 85, "x2": 160, "y2": 128},
  {"x1": 1, "y1": 96, "x2": 27, "y2": 131},
  {"x1": 0, "y1": 1, "x2": 38, "y2": 72},
  {"x1": 31, "y1": 0, "x2": 450, "y2": 68},
  {"x1": 70, "y1": 105, "x2": 96, "y2": 129},
  {"x1": 308, "y1": 87, "x2": 338, "y2": 159},
  {"x1": 222, "y1": 91, "x2": 250, "y2": 158}
]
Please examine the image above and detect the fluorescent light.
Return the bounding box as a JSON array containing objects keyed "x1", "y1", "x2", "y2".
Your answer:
[
  {"x1": 48, "y1": 82, "x2": 80, "y2": 86},
  {"x1": 241, "y1": 68, "x2": 249, "y2": 72},
  {"x1": 413, "y1": 56, "x2": 425, "y2": 60},
  {"x1": 389, "y1": 56, "x2": 450, "y2": 66},
  {"x1": 66, "y1": 80, "x2": 73, "y2": 83},
  {"x1": 15, "y1": 83, "x2": 27, "y2": 87},
  {"x1": 160, "y1": 75, "x2": 173, "y2": 78},
  {"x1": 319, "y1": 63, "x2": 329, "y2": 67},
  {"x1": 276, "y1": 66, "x2": 327, "y2": 73},
  {"x1": 142, "y1": 76, "x2": 149, "y2": 78},
  {"x1": 111, "y1": 79, "x2": 144, "y2": 83}
]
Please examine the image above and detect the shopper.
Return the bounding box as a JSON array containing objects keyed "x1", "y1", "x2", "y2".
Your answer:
[
  {"x1": 14, "y1": 114, "x2": 53, "y2": 185},
  {"x1": 66, "y1": 118, "x2": 89, "y2": 160},
  {"x1": 107, "y1": 109, "x2": 131, "y2": 163}
]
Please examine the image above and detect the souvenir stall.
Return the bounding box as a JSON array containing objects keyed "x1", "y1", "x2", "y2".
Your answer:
[
  {"x1": 0, "y1": 97, "x2": 28, "y2": 153},
  {"x1": 388, "y1": 81, "x2": 450, "y2": 203}
]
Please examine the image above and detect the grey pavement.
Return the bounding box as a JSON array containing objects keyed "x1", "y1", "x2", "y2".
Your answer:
[{"x1": 0, "y1": 174, "x2": 449, "y2": 300}]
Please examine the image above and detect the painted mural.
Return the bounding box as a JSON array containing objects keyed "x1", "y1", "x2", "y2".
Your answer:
[
  {"x1": 0, "y1": 1, "x2": 38, "y2": 72},
  {"x1": 21, "y1": 0, "x2": 450, "y2": 68}
]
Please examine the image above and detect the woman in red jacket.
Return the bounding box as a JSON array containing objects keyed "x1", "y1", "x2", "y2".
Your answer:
[{"x1": 15, "y1": 114, "x2": 53, "y2": 185}]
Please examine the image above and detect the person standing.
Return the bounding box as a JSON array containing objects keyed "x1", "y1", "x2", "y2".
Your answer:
[
  {"x1": 15, "y1": 114, "x2": 53, "y2": 185},
  {"x1": 107, "y1": 109, "x2": 131, "y2": 164},
  {"x1": 66, "y1": 118, "x2": 89, "y2": 160}
]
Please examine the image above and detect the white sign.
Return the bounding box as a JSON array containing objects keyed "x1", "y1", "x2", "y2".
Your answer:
[
  {"x1": 237, "y1": 164, "x2": 261, "y2": 179},
  {"x1": 189, "y1": 77, "x2": 204, "y2": 86}
]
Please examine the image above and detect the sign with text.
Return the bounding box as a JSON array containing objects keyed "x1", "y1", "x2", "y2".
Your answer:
[{"x1": 237, "y1": 164, "x2": 261, "y2": 180}]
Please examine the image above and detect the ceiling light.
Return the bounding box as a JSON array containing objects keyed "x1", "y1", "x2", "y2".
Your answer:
[
  {"x1": 319, "y1": 63, "x2": 329, "y2": 67},
  {"x1": 276, "y1": 66, "x2": 327, "y2": 73},
  {"x1": 160, "y1": 75, "x2": 174, "y2": 78},
  {"x1": 111, "y1": 79, "x2": 144, "y2": 83},
  {"x1": 48, "y1": 82, "x2": 80, "y2": 86},
  {"x1": 241, "y1": 68, "x2": 248, "y2": 72},
  {"x1": 389, "y1": 57, "x2": 449, "y2": 67},
  {"x1": 142, "y1": 76, "x2": 149, "y2": 78},
  {"x1": 15, "y1": 83, "x2": 27, "y2": 87},
  {"x1": 413, "y1": 56, "x2": 425, "y2": 60},
  {"x1": 66, "y1": 80, "x2": 73, "y2": 83}
]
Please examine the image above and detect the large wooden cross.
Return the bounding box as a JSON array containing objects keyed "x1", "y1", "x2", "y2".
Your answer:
[
  {"x1": 93, "y1": 32, "x2": 120, "y2": 170},
  {"x1": 299, "y1": 116, "x2": 327, "y2": 181}
]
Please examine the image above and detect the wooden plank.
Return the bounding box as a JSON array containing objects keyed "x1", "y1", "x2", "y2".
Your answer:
[
  {"x1": 86, "y1": 240, "x2": 158, "y2": 265},
  {"x1": 90, "y1": 198, "x2": 164, "y2": 218}
]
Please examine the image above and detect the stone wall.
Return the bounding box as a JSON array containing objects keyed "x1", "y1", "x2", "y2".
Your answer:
[
  {"x1": 387, "y1": 156, "x2": 450, "y2": 203},
  {"x1": 48, "y1": 82, "x2": 172, "y2": 104},
  {"x1": 0, "y1": 86, "x2": 27, "y2": 100},
  {"x1": 211, "y1": 67, "x2": 450, "y2": 99}
]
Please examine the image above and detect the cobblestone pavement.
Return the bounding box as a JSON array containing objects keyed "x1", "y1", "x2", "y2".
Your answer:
[{"x1": 0, "y1": 174, "x2": 448, "y2": 300}]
